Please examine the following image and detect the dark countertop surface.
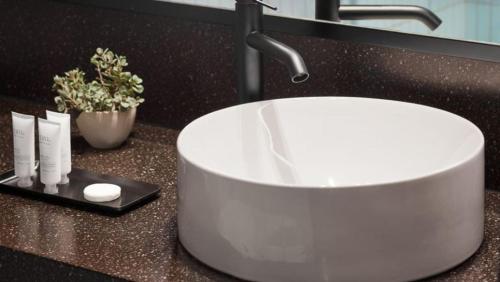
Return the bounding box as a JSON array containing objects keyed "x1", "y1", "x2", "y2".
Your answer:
[{"x1": 0, "y1": 96, "x2": 499, "y2": 281}]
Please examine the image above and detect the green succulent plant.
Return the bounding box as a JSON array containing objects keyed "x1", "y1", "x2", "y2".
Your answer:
[{"x1": 52, "y1": 48, "x2": 145, "y2": 113}]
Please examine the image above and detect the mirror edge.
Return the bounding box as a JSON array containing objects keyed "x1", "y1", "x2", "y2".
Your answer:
[{"x1": 56, "y1": 0, "x2": 500, "y2": 64}]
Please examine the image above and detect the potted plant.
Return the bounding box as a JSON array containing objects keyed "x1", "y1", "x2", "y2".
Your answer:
[{"x1": 52, "y1": 48, "x2": 144, "y2": 149}]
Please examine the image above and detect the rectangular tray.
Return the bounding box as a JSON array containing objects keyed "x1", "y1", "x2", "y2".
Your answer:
[{"x1": 0, "y1": 166, "x2": 160, "y2": 214}]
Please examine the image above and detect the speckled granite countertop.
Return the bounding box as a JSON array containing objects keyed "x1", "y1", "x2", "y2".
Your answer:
[{"x1": 0, "y1": 96, "x2": 498, "y2": 281}]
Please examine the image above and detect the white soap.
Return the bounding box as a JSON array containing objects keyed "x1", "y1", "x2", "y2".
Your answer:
[{"x1": 83, "y1": 183, "x2": 121, "y2": 202}]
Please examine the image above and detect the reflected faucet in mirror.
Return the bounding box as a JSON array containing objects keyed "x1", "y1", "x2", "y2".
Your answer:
[
  {"x1": 316, "y1": 0, "x2": 442, "y2": 30},
  {"x1": 235, "y1": 0, "x2": 309, "y2": 104}
]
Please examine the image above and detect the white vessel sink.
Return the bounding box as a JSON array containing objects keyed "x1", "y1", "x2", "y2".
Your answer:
[{"x1": 177, "y1": 97, "x2": 484, "y2": 282}]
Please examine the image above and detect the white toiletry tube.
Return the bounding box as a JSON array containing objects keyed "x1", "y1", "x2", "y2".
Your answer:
[
  {"x1": 11, "y1": 112, "x2": 35, "y2": 187},
  {"x1": 38, "y1": 118, "x2": 61, "y2": 193},
  {"x1": 46, "y1": 110, "x2": 71, "y2": 184}
]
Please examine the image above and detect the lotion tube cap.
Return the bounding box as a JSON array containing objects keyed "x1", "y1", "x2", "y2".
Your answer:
[
  {"x1": 44, "y1": 184, "x2": 58, "y2": 194},
  {"x1": 17, "y1": 176, "x2": 33, "y2": 188},
  {"x1": 60, "y1": 174, "x2": 70, "y2": 185}
]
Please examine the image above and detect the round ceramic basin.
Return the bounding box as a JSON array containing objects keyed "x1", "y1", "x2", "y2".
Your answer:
[{"x1": 177, "y1": 97, "x2": 484, "y2": 282}]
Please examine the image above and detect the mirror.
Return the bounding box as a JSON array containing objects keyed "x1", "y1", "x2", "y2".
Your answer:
[{"x1": 159, "y1": 0, "x2": 500, "y2": 46}]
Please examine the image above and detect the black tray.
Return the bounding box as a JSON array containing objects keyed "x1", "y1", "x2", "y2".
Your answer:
[{"x1": 0, "y1": 166, "x2": 160, "y2": 214}]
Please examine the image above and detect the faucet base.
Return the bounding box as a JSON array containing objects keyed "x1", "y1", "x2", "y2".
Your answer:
[{"x1": 235, "y1": 2, "x2": 263, "y2": 104}]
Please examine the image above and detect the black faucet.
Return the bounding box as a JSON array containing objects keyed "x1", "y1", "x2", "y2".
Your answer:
[
  {"x1": 235, "y1": 0, "x2": 309, "y2": 104},
  {"x1": 316, "y1": 0, "x2": 442, "y2": 30}
]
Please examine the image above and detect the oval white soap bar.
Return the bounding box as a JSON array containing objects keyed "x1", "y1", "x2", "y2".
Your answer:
[{"x1": 83, "y1": 183, "x2": 121, "y2": 202}]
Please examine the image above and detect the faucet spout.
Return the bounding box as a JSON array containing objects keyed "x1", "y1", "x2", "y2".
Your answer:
[
  {"x1": 247, "y1": 32, "x2": 309, "y2": 83},
  {"x1": 315, "y1": 0, "x2": 442, "y2": 30},
  {"x1": 338, "y1": 5, "x2": 442, "y2": 30}
]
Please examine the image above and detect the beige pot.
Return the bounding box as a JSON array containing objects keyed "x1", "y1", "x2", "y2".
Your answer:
[{"x1": 76, "y1": 108, "x2": 136, "y2": 149}]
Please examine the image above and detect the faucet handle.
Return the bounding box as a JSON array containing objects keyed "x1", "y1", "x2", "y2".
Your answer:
[{"x1": 253, "y1": 0, "x2": 277, "y2": 11}]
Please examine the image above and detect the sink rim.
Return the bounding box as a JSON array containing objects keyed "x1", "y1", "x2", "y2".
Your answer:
[{"x1": 177, "y1": 96, "x2": 484, "y2": 189}]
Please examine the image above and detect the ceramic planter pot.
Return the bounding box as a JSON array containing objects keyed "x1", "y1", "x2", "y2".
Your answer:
[{"x1": 76, "y1": 108, "x2": 136, "y2": 149}]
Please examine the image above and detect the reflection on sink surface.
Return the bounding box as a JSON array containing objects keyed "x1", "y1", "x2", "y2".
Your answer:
[{"x1": 176, "y1": 97, "x2": 484, "y2": 282}]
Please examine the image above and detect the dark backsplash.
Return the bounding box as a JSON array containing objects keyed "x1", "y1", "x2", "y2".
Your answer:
[{"x1": 1, "y1": 0, "x2": 499, "y2": 190}]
